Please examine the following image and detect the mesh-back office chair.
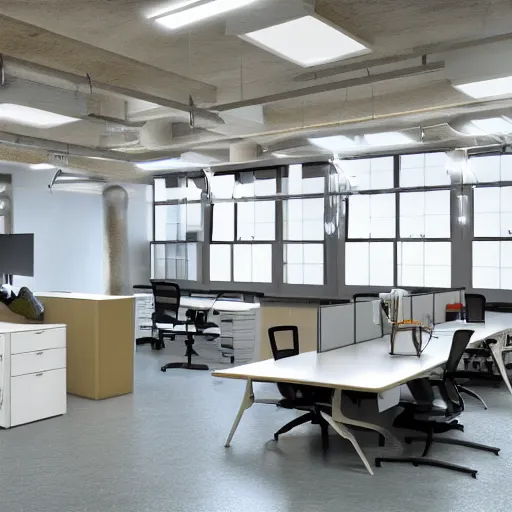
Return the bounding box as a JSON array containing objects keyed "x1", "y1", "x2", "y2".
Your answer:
[
  {"x1": 151, "y1": 280, "x2": 210, "y2": 372},
  {"x1": 376, "y1": 330, "x2": 500, "y2": 478},
  {"x1": 465, "y1": 294, "x2": 486, "y2": 323},
  {"x1": 269, "y1": 326, "x2": 331, "y2": 449}
]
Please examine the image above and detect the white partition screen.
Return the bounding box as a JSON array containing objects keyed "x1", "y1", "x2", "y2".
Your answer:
[
  {"x1": 411, "y1": 294, "x2": 434, "y2": 325},
  {"x1": 355, "y1": 300, "x2": 382, "y2": 343},
  {"x1": 318, "y1": 303, "x2": 354, "y2": 352}
]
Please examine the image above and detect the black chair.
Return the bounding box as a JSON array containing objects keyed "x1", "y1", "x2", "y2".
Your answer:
[
  {"x1": 151, "y1": 280, "x2": 210, "y2": 372},
  {"x1": 375, "y1": 329, "x2": 500, "y2": 478},
  {"x1": 268, "y1": 326, "x2": 331, "y2": 449},
  {"x1": 465, "y1": 293, "x2": 486, "y2": 323}
]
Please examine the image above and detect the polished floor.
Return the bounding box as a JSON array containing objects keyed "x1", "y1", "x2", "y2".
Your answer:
[{"x1": 1, "y1": 343, "x2": 511, "y2": 512}]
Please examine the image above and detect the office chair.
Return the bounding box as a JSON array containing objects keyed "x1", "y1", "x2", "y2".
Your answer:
[
  {"x1": 465, "y1": 293, "x2": 486, "y2": 323},
  {"x1": 268, "y1": 326, "x2": 331, "y2": 449},
  {"x1": 375, "y1": 329, "x2": 500, "y2": 478},
  {"x1": 151, "y1": 280, "x2": 210, "y2": 372}
]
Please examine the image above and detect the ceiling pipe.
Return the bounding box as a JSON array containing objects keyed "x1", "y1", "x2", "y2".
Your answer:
[
  {"x1": 2, "y1": 55, "x2": 219, "y2": 119},
  {"x1": 294, "y1": 32, "x2": 512, "y2": 82},
  {"x1": 213, "y1": 61, "x2": 445, "y2": 111}
]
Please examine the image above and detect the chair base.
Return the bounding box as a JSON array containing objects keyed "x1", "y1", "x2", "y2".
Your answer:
[
  {"x1": 375, "y1": 456, "x2": 477, "y2": 478},
  {"x1": 457, "y1": 385, "x2": 488, "y2": 409},
  {"x1": 161, "y1": 362, "x2": 209, "y2": 372},
  {"x1": 404, "y1": 435, "x2": 500, "y2": 455}
]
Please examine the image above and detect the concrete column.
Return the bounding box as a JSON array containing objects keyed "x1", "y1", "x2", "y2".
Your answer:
[
  {"x1": 103, "y1": 185, "x2": 129, "y2": 295},
  {"x1": 229, "y1": 142, "x2": 260, "y2": 163}
]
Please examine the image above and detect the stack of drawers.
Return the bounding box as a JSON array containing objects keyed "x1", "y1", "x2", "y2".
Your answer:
[
  {"x1": 219, "y1": 311, "x2": 257, "y2": 365},
  {"x1": 0, "y1": 323, "x2": 67, "y2": 429},
  {"x1": 134, "y1": 293, "x2": 154, "y2": 341}
]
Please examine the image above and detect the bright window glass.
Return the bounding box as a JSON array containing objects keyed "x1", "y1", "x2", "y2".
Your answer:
[
  {"x1": 348, "y1": 193, "x2": 396, "y2": 238},
  {"x1": 345, "y1": 242, "x2": 394, "y2": 286},
  {"x1": 473, "y1": 186, "x2": 512, "y2": 238},
  {"x1": 400, "y1": 190, "x2": 450, "y2": 238},
  {"x1": 284, "y1": 244, "x2": 324, "y2": 285},
  {"x1": 340, "y1": 157, "x2": 394, "y2": 191},
  {"x1": 397, "y1": 241, "x2": 451, "y2": 287},
  {"x1": 400, "y1": 152, "x2": 450, "y2": 187}
]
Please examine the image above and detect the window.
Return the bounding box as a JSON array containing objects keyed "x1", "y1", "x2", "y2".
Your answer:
[
  {"x1": 152, "y1": 176, "x2": 205, "y2": 281},
  {"x1": 283, "y1": 198, "x2": 324, "y2": 241},
  {"x1": 473, "y1": 241, "x2": 512, "y2": 289},
  {"x1": 348, "y1": 193, "x2": 395, "y2": 239},
  {"x1": 0, "y1": 177, "x2": 11, "y2": 235},
  {"x1": 210, "y1": 171, "x2": 276, "y2": 283},
  {"x1": 400, "y1": 152, "x2": 450, "y2": 187},
  {"x1": 339, "y1": 156, "x2": 393, "y2": 191},
  {"x1": 469, "y1": 154, "x2": 512, "y2": 183},
  {"x1": 473, "y1": 187, "x2": 512, "y2": 238},
  {"x1": 397, "y1": 242, "x2": 451, "y2": 287},
  {"x1": 400, "y1": 190, "x2": 450, "y2": 238},
  {"x1": 151, "y1": 243, "x2": 198, "y2": 281},
  {"x1": 345, "y1": 242, "x2": 394, "y2": 286},
  {"x1": 154, "y1": 204, "x2": 202, "y2": 241},
  {"x1": 282, "y1": 164, "x2": 324, "y2": 195},
  {"x1": 284, "y1": 244, "x2": 324, "y2": 285},
  {"x1": 234, "y1": 245, "x2": 272, "y2": 283}
]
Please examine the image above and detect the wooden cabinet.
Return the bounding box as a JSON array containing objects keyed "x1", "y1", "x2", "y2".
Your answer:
[{"x1": 37, "y1": 293, "x2": 134, "y2": 400}]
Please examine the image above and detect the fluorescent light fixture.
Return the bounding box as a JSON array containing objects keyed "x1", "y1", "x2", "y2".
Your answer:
[
  {"x1": 363, "y1": 132, "x2": 413, "y2": 146},
  {"x1": 147, "y1": 0, "x2": 203, "y2": 18},
  {"x1": 154, "y1": 0, "x2": 257, "y2": 30},
  {"x1": 469, "y1": 117, "x2": 512, "y2": 135},
  {"x1": 0, "y1": 104, "x2": 79, "y2": 128},
  {"x1": 308, "y1": 135, "x2": 357, "y2": 152},
  {"x1": 30, "y1": 163, "x2": 55, "y2": 170},
  {"x1": 455, "y1": 76, "x2": 512, "y2": 99},
  {"x1": 136, "y1": 158, "x2": 199, "y2": 171},
  {"x1": 242, "y1": 15, "x2": 369, "y2": 67}
]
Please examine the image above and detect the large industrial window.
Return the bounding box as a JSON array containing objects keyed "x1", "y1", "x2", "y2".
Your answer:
[
  {"x1": 472, "y1": 181, "x2": 512, "y2": 289},
  {"x1": 0, "y1": 175, "x2": 11, "y2": 235},
  {"x1": 210, "y1": 170, "x2": 276, "y2": 283},
  {"x1": 468, "y1": 154, "x2": 512, "y2": 183},
  {"x1": 282, "y1": 164, "x2": 327, "y2": 285},
  {"x1": 340, "y1": 156, "x2": 394, "y2": 191},
  {"x1": 151, "y1": 176, "x2": 204, "y2": 281},
  {"x1": 400, "y1": 152, "x2": 450, "y2": 188}
]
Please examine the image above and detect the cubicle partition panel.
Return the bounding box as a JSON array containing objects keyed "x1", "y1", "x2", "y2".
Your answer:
[
  {"x1": 433, "y1": 289, "x2": 465, "y2": 324},
  {"x1": 318, "y1": 303, "x2": 354, "y2": 353},
  {"x1": 411, "y1": 293, "x2": 435, "y2": 327},
  {"x1": 355, "y1": 300, "x2": 383, "y2": 343}
]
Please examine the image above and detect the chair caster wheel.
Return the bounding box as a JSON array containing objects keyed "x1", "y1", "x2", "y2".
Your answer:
[
  {"x1": 161, "y1": 367, "x2": 167, "y2": 373},
  {"x1": 230, "y1": 356, "x2": 235, "y2": 364},
  {"x1": 274, "y1": 434, "x2": 279, "y2": 441},
  {"x1": 412, "y1": 462, "x2": 419, "y2": 467},
  {"x1": 404, "y1": 437, "x2": 412, "y2": 444},
  {"x1": 472, "y1": 472, "x2": 477, "y2": 479},
  {"x1": 375, "y1": 460, "x2": 382, "y2": 468}
]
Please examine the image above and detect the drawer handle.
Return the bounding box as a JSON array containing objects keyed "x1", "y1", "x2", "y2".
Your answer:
[
  {"x1": 36, "y1": 351, "x2": 44, "y2": 356},
  {"x1": 35, "y1": 373, "x2": 43, "y2": 377}
]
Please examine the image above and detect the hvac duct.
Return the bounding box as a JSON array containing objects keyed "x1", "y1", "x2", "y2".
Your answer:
[
  {"x1": 103, "y1": 186, "x2": 129, "y2": 296},
  {"x1": 229, "y1": 142, "x2": 260, "y2": 162}
]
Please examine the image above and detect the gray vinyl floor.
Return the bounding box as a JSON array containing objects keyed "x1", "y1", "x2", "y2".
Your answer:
[{"x1": 1, "y1": 341, "x2": 511, "y2": 512}]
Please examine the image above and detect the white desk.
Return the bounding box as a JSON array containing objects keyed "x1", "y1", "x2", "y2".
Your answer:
[
  {"x1": 213, "y1": 312, "x2": 512, "y2": 475},
  {"x1": 180, "y1": 296, "x2": 260, "y2": 313}
]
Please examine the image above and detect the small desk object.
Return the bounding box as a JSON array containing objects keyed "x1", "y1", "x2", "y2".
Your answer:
[
  {"x1": 213, "y1": 312, "x2": 512, "y2": 475},
  {"x1": 37, "y1": 293, "x2": 134, "y2": 400},
  {"x1": 0, "y1": 322, "x2": 67, "y2": 428}
]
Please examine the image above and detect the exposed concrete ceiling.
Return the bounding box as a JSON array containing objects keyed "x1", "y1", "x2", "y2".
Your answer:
[{"x1": 0, "y1": 0, "x2": 511, "y2": 179}]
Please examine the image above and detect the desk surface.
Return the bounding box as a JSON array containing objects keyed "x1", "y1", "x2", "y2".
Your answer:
[
  {"x1": 213, "y1": 312, "x2": 512, "y2": 393},
  {"x1": 180, "y1": 296, "x2": 260, "y2": 313},
  {"x1": 37, "y1": 292, "x2": 134, "y2": 301}
]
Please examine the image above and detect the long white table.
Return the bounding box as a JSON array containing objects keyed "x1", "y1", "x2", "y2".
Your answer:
[
  {"x1": 180, "y1": 296, "x2": 260, "y2": 313},
  {"x1": 213, "y1": 312, "x2": 512, "y2": 475}
]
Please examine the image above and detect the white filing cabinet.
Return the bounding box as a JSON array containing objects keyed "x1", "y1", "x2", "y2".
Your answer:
[
  {"x1": 134, "y1": 293, "x2": 154, "y2": 341},
  {"x1": 0, "y1": 323, "x2": 67, "y2": 429}
]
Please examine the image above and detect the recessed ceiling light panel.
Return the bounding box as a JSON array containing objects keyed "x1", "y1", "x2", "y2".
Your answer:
[
  {"x1": 363, "y1": 132, "x2": 413, "y2": 146},
  {"x1": 0, "y1": 104, "x2": 79, "y2": 128},
  {"x1": 308, "y1": 135, "x2": 357, "y2": 152},
  {"x1": 136, "y1": 158, "x2": 200, "y2": 171},
  {"x1": 154, "y1": 0, "x2": 257, "y2": 30},
  {"x1": 241, "y1": 15, "x2": 370, "y2": 67},
  {"x1": 469, "y1": 117, "x2": 512, "y2": 134},
  {"x1": 455, "y1": 75, "x2": 512, "y2": 99}
]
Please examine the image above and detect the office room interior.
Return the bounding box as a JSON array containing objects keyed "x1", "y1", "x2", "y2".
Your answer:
[{"x1": 4, "y1": 0, "x2": 512, "y2": 511}]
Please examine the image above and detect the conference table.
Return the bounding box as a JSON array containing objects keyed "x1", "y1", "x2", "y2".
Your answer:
[{"x1": 213, "y1": 312, "x2": 512, "y2": 475}]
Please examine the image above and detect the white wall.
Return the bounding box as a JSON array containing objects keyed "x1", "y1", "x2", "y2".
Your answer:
[{"x1": 2, "y1": 164, "x2": 151, "y2": 294}]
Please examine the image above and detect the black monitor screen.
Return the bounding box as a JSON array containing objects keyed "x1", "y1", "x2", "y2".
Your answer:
[{"x1": 0, "y1": 234, "x2": 34, "y2": 277}]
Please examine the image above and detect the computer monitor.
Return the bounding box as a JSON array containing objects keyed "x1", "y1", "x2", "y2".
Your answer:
[{"x1": 0, "y1": 234, "x2": 34, "y2": 277}]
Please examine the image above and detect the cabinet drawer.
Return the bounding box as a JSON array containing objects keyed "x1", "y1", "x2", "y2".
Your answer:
[
  {"x1": 234, "y1": 330, "x2": 256, "y2": 341},
  {"x1": 10, "y1": 368, "x2": 67, "y2": 427},
  {"x1": 11, "y1": 348, "x2": 66, "y2": 377},
  {"x1": 11, "y1": 328, "x2": 66, "y2": 354}
]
